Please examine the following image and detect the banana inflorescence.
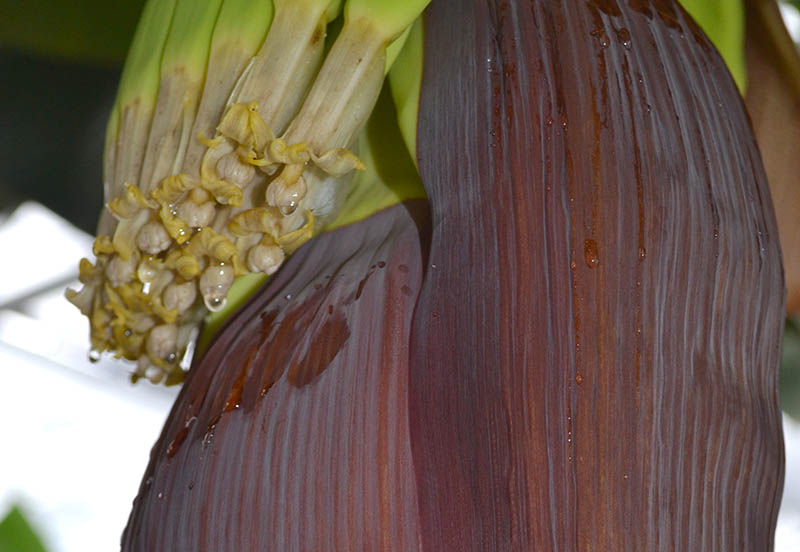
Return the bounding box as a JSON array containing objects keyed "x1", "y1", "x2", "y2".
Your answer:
[{"x1": 66, "y1": 0, "x2": 430, "y2": 385}]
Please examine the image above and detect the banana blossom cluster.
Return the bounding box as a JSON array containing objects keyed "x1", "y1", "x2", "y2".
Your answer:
[{"x1": 66, "y1": 0, "x2": 786, "y2": 549}]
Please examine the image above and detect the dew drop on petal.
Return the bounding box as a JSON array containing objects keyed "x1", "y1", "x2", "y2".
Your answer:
[
  {"x1": 204, "y1": 296, "x2": 227, "y2": 312},
  {"x1": 584, "y1": 239, "x2": 600, "y2": 269}
]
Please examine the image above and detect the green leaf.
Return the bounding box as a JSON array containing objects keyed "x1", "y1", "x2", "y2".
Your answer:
[
  {"x1": 782, "y1": 317, "x2": 800, "y2": 420},
  {"x1": 679, "y1": 0, "x2": 747, "y2": 92},
  {"x1": 0, "y1": 0, "x2": 146, "y2": 64},
  {"x1": 0, "y1": 506, "x2": 48, "y2": 552}
]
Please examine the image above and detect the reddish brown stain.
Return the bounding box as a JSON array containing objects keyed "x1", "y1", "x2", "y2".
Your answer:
[
  {"x1": 166, "y1": 416, "x2": 196, "y2": 459},
  {"x1": 651, "y1": 0, "x2": 681, "y2": 30},
  {"x1": 628, "y1": 0, "x2": 653, "y2": 18},
  {"x1": 355, "y1": 270, "x2": 374, "y2": 300},
  {"x1": 287, "y1": 313, "x2": 351, "y2": 387},
  {"x1": 309, "y1": 24, "x2": 323, "y2": 45},
  {"x1": 584, "y1": 239, "x2": 600, "y2": 268},
  {"x1": 223, "y1": 361, "x2": 249, "y2": 413},
  {"x1": 589, "y1": 0, "x2": 622, "y2": 17}
]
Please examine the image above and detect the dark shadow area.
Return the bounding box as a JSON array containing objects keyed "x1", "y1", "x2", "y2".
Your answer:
[{"x1": 0, "y1": 49, "x2": 120, "y2": 233}]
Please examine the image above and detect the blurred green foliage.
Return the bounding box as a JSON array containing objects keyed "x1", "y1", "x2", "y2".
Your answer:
[
  {"x1": 782, "y1": 319, "x2": 800, "y2": 421},
  {"x1": 0, "y1": 0, "x2": 145, "y2": 64},
  {"x1": 679, "y1": 0, "x2": 747, "y2": 91},
  {"x1": 0, "y1": 506, "x2": 47, "y2": 552}
]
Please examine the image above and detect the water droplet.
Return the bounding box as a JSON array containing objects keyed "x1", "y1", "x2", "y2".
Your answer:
[
  {"x1": 575, "y1": 374, "x2": 583, "y2": 385},
  {"x1": 157, "y1": 492, "x2": 163, "y2": 499},
  {"x1": 584, "y1": 239, "x2": 600, "y2": 268},
  {"x1": 204, "y1": 296, "x2": 226, "y2": 312},
  {"x1": 617, "y1": 28, "x2": 632, "y2": 50},
  {"x1": 570, "y1": 260, "x2": 577, "y2": 271},
  {"x1": 638, "y1": 246, "x2": 647, "y2": 261},
  {"x1": 285, "y1": 294, "x2": 292, "y2": 301},
  {"x1": 431, "y1": 264, "x2": 437, "y2": 269},
  {"x1": 145, "y1": 476, "x2": 153, "y2": 487},
  {"x1": 88, "y1": 349, "x2": 101, "y2": 363}
]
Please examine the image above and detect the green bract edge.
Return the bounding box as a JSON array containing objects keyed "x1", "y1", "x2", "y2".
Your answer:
[
  {"x1": 679, "y1": 0, "x2": 746, "y2": 92},
  {"x1": 345, "y1": 0, "x2": 431, "y2": 42},
  {"x1": 116, "y1": 0, "x2": 178, "y2": 111},
  {"x1": 211, "y1": 0, "x2": 274, "y2": 54}
]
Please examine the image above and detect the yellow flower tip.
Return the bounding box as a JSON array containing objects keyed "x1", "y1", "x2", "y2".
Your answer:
[
  {"x1": 312, "y1": 147, "x2": 366, "y2": 176},
  {"x1": 277, "y1": 209, "x2": 316, "y2": 254},
  {"x1": 107, "y1": 182, "x2": 157, "y2": 219},
  {"x1": 93, "y1": 235, "x2": 116, "y2": 256},
  {"x1": 197, "y1": 132, "x2": 225, "y2": 149}
]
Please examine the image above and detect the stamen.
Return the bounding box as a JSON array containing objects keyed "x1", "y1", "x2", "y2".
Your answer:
[
  {"x1": 136, "y1": 221, "x2": 172, "y2": 254},
  {"x1": 215, "y1": 152, "x2": 256, "y2": 187},
  {"x1": 106, "y1": 254, "x2": 137, "y2": 287},
  {"x1": 146, "y1": 324, "x2": 178, "y2": 361},
  {"x1": 163, "y1": 281, "x2": 198, "y2": 314},
  {"x1": 247, "y1": 241, "x2": 286, "y2": 275},
  {"x1": 199, "y1": 264, "x2": 234, "y2": 308}
]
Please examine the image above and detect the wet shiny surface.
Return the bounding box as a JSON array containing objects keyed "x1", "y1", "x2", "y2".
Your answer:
[
  {"x1": 411, "y1": 0, "x2": 784, "y2": 549},
  {"x1": 122, "y1": 201, "x2": 429, "y2": 550}
]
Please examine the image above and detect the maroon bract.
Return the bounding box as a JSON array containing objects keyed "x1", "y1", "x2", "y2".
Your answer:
[{"x1": 123, "y1": 0, "x2": 785, "y2": 549}]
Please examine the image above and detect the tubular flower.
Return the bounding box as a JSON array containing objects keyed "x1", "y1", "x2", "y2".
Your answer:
[
  {"x1": 69, "y1": 0, "x2": 785, "y2": 549},
  {"x1": 67, "y1": 0, "x2": 429, "y2": 384}
]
